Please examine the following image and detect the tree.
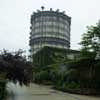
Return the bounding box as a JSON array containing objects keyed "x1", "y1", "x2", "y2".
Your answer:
[
  {"x1": 0, "y1": 50, "x2": 33, "y2": 85},
  {"x1": 79, "y1": 21, "x2": 100, "y2": 93},
  {"x1": 80, "y1": 21, "x2": 100, "y2": 59}
]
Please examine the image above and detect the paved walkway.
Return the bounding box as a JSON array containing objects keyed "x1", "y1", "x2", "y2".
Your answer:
[{"x1": 7, "y1": 82, "x2": 100, "y2": 100}]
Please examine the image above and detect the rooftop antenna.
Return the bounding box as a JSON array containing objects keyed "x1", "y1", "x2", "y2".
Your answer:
[
  {"x1": 50, "y1": 8, "x2": 53, "y2": 11},
  {"x1": 62, "y1": 11, "x2": 65, "y2": 14},
  {"x1": 37, "y1": 9, "x2": 40, "y2": 12},
  {"x1": 41, "y1": 6, "x2": 45, "y2": 11},
  {"x1": 56, "y1": 9, "x2": 59, "y2": 12}
]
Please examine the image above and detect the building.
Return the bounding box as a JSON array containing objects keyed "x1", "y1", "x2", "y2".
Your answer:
[{"x1": 29, "y1": 7, "x2": 71, "y2": 54}]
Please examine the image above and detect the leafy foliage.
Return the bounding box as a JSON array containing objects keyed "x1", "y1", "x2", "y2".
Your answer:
[
  {"x1": 32, "y1": 46, "x2": 78, "y2": 67},
  {"x1": 80, "y1": 22, "x2": 100, "y2": 59},
  {"x1": 0, "y1": 80, "x2": 7, "y2": 100},
  {"x1": 0, "y1": 50, "x2": 33, "y2": 85}
]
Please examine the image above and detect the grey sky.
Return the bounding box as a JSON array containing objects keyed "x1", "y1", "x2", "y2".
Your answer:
[{"x1": 0, "y1": 0, "x2": 100, "y2": 52}]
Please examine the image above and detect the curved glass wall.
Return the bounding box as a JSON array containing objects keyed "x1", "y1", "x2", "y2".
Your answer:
[{"x1": 30, "y1": 10, "x2": 71, "y2": 53}]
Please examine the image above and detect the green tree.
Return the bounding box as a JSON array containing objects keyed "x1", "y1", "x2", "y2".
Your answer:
[
  {"x1": 80, "y1": 21, "x2": 100, "y2": 59},
  {"x1": 0, "y1": 50, "x2": 33, "y2": 85},
  {"x1": 80, "y1": 23, "x2": 100, "y2": 56},
  {"x1": 79, "y1": 21, "x2": 100, "y2": 93}
]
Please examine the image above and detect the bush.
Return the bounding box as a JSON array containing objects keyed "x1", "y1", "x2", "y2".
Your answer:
[
  {"x1": 0, "y1": 80, "x2": 7, "y2": 100},
  {"x1": 65, "y1": 82, "x2": 80, "y2": 89},
  {"x1": 34, "y1": 71, "x2": 50, "y2": 84}
]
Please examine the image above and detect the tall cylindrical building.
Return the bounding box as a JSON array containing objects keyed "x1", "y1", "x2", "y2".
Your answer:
[{"x1": 29, "y1": 7, "x2": 71, "y2": 54}]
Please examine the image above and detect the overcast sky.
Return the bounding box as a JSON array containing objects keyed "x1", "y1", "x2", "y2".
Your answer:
[{"x1": 0, "y1": 0, "x2": 100, "y2": 53}]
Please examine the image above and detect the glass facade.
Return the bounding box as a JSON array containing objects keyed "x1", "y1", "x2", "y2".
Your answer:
[{"x1": 30, "y1": 10, "x2": 71, "y2": 54}]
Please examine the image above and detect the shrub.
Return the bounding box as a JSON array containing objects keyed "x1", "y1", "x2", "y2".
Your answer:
[
  {"x1": 34, "y1": 71, "x2": 50, "y2": 83},
  {"x1": 0, "y1": 80, "x2": 7, "y2": 100}
]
